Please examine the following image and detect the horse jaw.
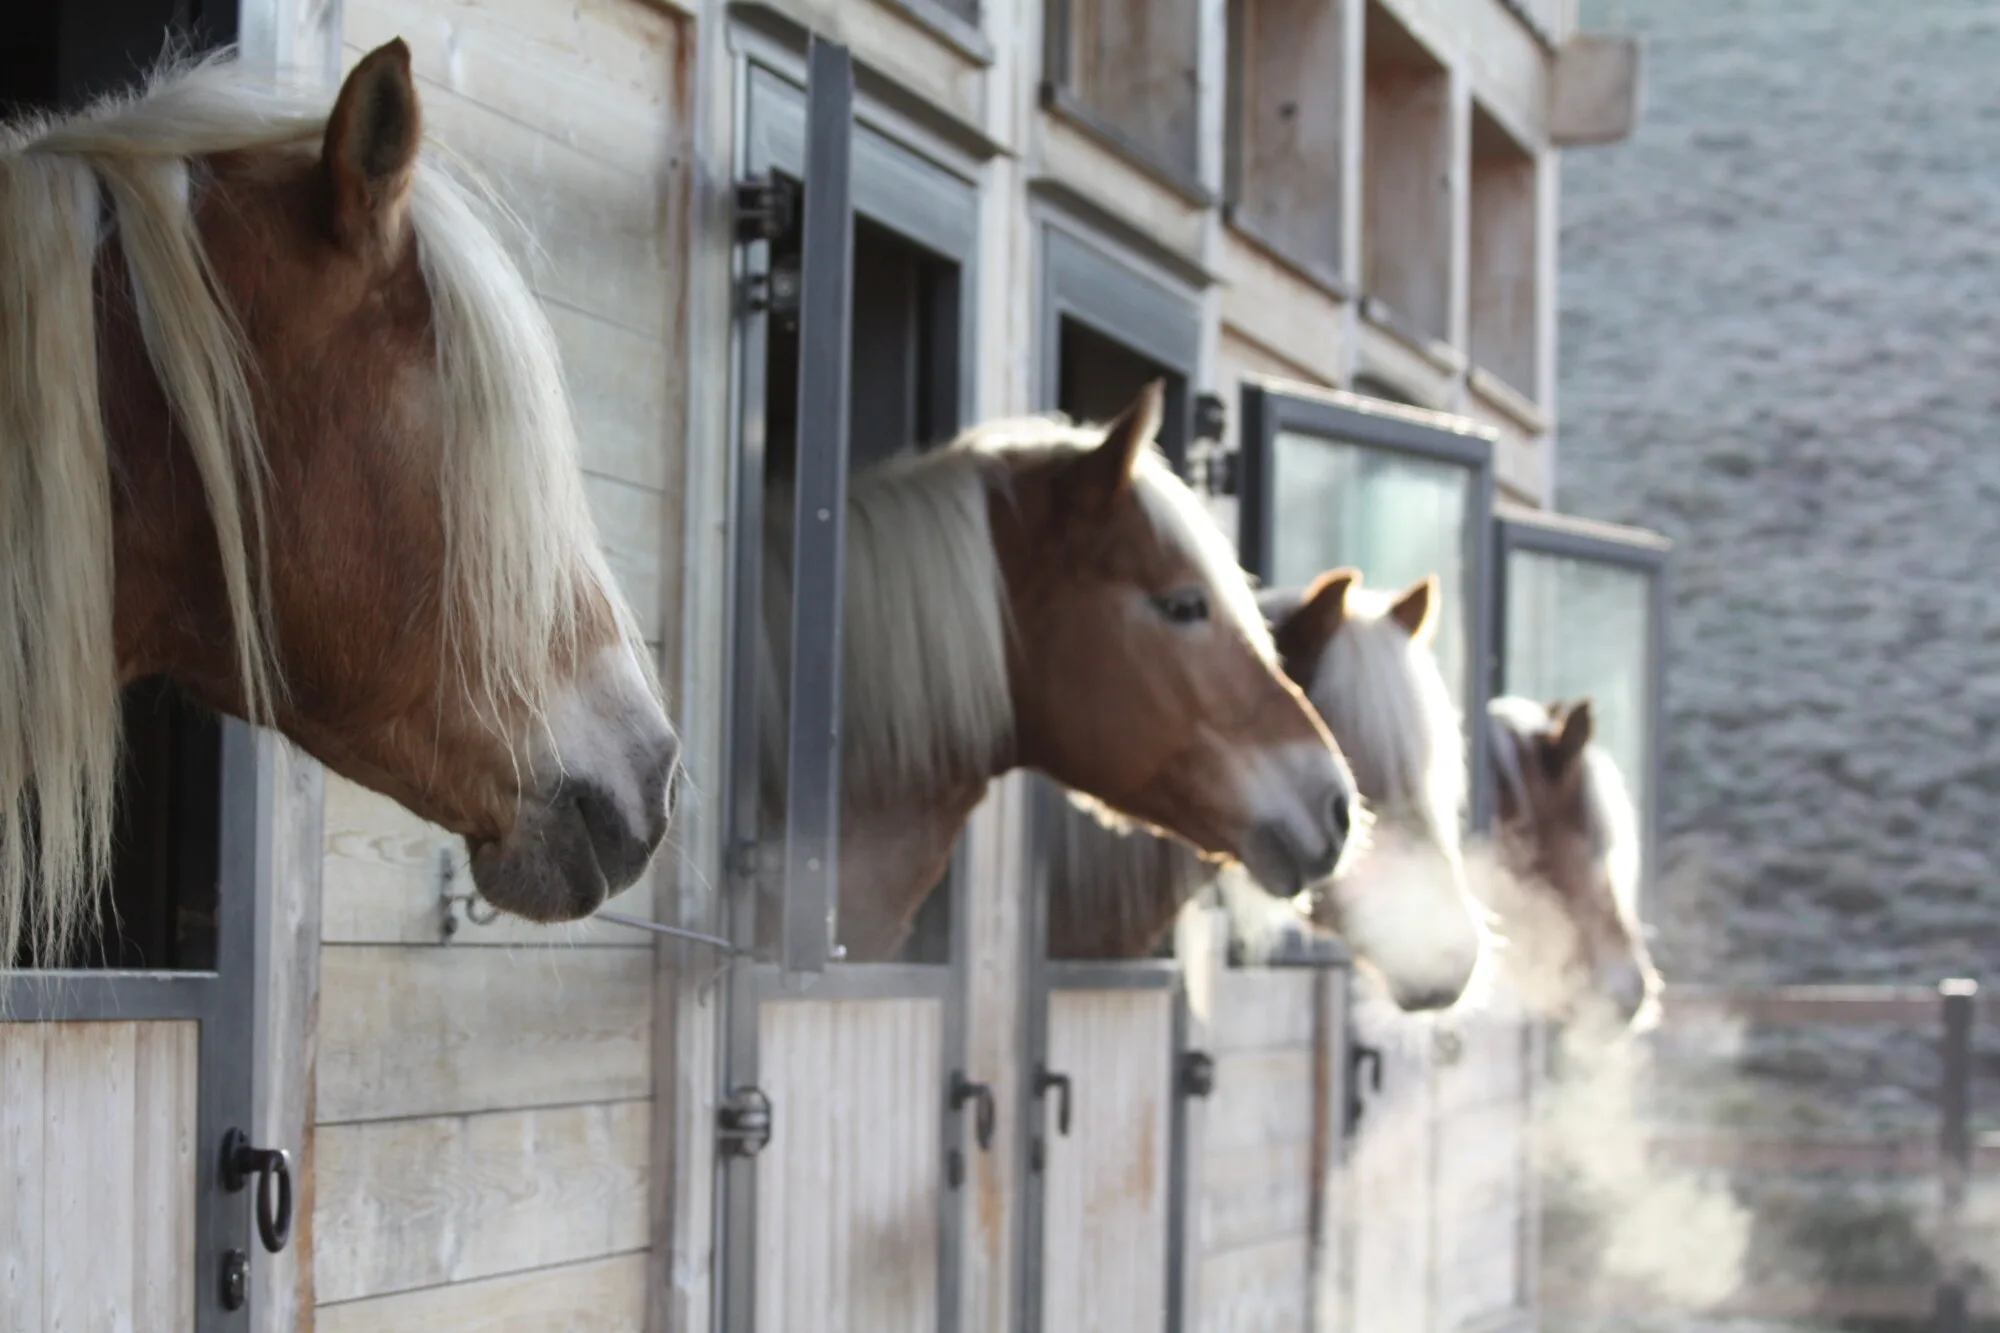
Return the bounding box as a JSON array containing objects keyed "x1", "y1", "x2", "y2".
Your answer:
[{"x1": 470, "y1": 641, "x2": 678, "y2": 922}]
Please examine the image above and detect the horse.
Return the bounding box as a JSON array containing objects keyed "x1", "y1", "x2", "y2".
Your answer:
[
  {"x1": 1044, "y1": 566, "x2": 1487, "y2": 1014},
  {"x1": 1485, "y1": 695, "x2": 1661, "y2": 1032},
  {"x1": 759, "y1": 383, "x2": 1358, "y2": 961},
  {"x1": 0, "y1": 41, "x2": 678, "y2": 971}
]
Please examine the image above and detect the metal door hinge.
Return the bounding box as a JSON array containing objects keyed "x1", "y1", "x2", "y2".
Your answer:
[
  {"x1": 1193, "y1": 391, "x2": 1227, "y2": 443},
  {"x1": 1178, "y1": 1049, "x2": 1216, "y2": 1099},
  {"x1": 734, "y1": 174, "x2": 796, "y2": 244},
  {"x1": 718, "y1": 1086, "x2": 774, "y2": 1158}
]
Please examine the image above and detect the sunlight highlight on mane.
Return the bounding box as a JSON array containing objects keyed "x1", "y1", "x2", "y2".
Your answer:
[
  {"x1": 1307, "y1": 587, "x2": 1465, "y2": 852},
  {"x1": 0, "y1": 54, "x2": 630, "y2": 971}
]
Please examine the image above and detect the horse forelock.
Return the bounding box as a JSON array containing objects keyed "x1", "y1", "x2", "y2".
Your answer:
[
  {"x1": 0, "y1": 54, "x2": 631, "y2": 972},
  {"x1": 1312, "y1": 588, "x2": 1465, "y2": 853}
]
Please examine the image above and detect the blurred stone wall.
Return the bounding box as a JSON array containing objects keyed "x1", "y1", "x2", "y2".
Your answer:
[{"x1": 1559, "y1": 0, "x2": 2000, "y2": 989}]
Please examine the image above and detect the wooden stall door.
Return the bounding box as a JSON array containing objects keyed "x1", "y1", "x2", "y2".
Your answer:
[
  {"x1": 1036, "y1": 971, "x2": 1182, "y2": 1332},
  {"x1": 1429, "y1": 995, "x2": 1539, "y2": 1333},
  {"x1": 749, "y1": 987, "x2": 950, "y2": 1333},
  {"x1": 1342, "y1": 1001, "x2": 1438, "y2": 1333},
  {"x1": 2, "y1": 722, "x2": 277, "y2": 1333},
  {"x1": 2, "y1": 1022, "x2": 200, "y2": 1332},
  {"x1": 1191, "y1": 962, "x2": 1349, "y2": 1333}
]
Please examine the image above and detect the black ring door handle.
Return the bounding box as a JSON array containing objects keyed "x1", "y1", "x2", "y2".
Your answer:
[
  {"x1": 950, "y1": 1072, "x2": 996, "y2": 1151},
  {"x1": 1034, "y1": 1065, "x2": 1072, "y2": 1137},
  {"x1": 221, "y1": 1128, "x2": 294, "y2": 1254}
]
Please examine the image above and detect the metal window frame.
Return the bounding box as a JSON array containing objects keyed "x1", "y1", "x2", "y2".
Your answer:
[
  {"x1": 1237, "y1": 379, "x2": 1501, "y2": 828},
  {"x1": 5, "y1": 721, "x2": 268, "y2": 1333},
  {"x1": 1036, "y1": 218, "x2": 1203, "y2": 472},
  {"x1": 1493, "y1": 503, "x2": 1671, "y2": 904},
  {"x1": 718, "y1": 34, "x2": 985, "y2": 1332}
]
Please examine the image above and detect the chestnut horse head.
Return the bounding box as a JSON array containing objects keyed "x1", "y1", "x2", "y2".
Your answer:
[
  {"x1": 1, "y1": 43, "x2": 677, "y2": 967},
  {"x1": 1258, "y1": 569, "x2": 1487, "y2": 1010},
  {"x1": 765, "y1": 382, "x2": 1355, "y2": 958},
  {"x1": 1488, "y1": 696, "x2": 1660, "y2": 1032}
]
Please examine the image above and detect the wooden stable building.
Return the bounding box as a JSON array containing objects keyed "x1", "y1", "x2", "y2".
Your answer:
[{"x1": 0, "y1": 0, "x2": 1667, "y2": 1331}]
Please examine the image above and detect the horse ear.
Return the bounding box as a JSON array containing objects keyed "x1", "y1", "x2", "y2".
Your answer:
[
  {"x1": 1551, "y1": 698, "x2": 1594, "y2": 770},
  {"x1": 1273, "y1": 567, "x2": 1358, "y2": 685},
  {"x1": 1388, "y1": 574, "x2": 1439, "y2": 643},
  {"x1": 1063, "y1": 380, "x2": 1165, "y2": 516},
  {"x1": 323, "y1": 40, "x2": 423, "y2": 256}
]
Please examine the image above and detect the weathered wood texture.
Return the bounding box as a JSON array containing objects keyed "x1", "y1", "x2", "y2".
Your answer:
[
  {"x1": 1468, "y1": 106, "x2": 1538, "y2": 400},
  {"x1": 753, "y1": 996, "x2": 946, "y2": 1333},
  {"x1": 1041, "y1": 987, "x2": 1176, "y2": 1332},
  {"x1": 1230, "y1": 0, "x2": 1348, "y2": 281},
  {"x1": 1193, "y1": 969, "x2": 1319, "y2": 1333},
  {"x1": 256, "y1": 733, "x2": 328, "y2": 1333},
  {"x1": 1338, "y1": 993, "x2": 1539, "y2": 1333},
  {"x1": 1343, "y1": 1003, "x2": 1439, "y2": 1333},
  {"x1": 1058, "y1": 0, "x2": 1201, "y2": 176},
  {"x1": 0, "y1": 1021, "x2": 198, "y2": 1333},
  {"x1": 315, "y1": 945, "x2": 654, "y2": 1125},
  {"x1": 313, "y1": 1100, "x2": 650, "y2": 1304},
  {"x1": 1361, "y1": 1, "x2": 1453, "y2": 346},
  {"x1": 1431, "y1": 1011, "x2": 1535, "y2": 1330},
  {"x1": 317, "y1": 1253, "x2": 648, "y2": 1333}
]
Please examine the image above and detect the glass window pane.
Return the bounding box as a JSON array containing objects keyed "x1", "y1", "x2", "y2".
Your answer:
[
  {"x1": 1504, "y1": 548, "x2": 1653, "y2": 825},
  {"x1": 1269, "y1": 429, "x2": 1476, "y2": 721}
]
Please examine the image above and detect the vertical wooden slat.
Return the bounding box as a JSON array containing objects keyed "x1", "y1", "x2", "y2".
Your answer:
[
  {"x1": 0, "y1": 1024, "x2": 48, "y2": 1333},
  {"x1": 132, "y1": 1022, "x2": 199, "y2": 1333},
  {"x1": 1043, "y1": 989, "x2": 1174, "y2": 1333},
  {"x1": 44, "y1": 1022, "x2": 139, "y2": 1333},
  {"x1": 755, "y1": 997, "x2": 942, "y2": 1333}
]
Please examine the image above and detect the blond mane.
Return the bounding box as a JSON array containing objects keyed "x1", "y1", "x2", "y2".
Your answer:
[
  {"x1": 1, "y1": 54, "x2": 626, "y2": 970},
  {"x1": 1304, "y1": 586, "x2": 1466, "y2": 854}
]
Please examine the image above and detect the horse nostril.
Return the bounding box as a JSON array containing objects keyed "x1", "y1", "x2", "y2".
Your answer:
[
  {"x1": 644, "y1": 733, "x2": 681, "y2": 840},
  {"x1": 1329, "y1": 794, "x2": 1352, "y2": 844}
]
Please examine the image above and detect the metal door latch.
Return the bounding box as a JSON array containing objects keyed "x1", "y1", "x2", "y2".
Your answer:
[
  {"x1": 734, "y1": 174, "x2": 797, "y2": 244},
  {"x1": 718, "y1": 1086, "x2": 774, "y2": 1158},
  {"x1": 1178, "y1": 1049, "x2": 1217, "y2": 1099},
  {"x1": 1346, "y1": 1044, "x2": 1384, "y2": 1136}
]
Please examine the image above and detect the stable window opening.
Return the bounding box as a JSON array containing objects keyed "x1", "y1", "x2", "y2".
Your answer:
[
  {"x1": 1469, "y1": 103, "x2": 1540, "y2": 403},
  {"x1": 1225, "y1": 0, "x2": 1349, "y2": 286},
  {"x1": 1361, "y1": 1, "x2": 1452, "y2": 347},
  {"x1": 1043, "y1": 0, "x2": 1202, "y2": 188}
]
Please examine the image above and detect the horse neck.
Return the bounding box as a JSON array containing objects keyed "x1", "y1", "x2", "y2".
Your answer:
[
  {"x1": 1044, "y1": 804, "x2": 1215, "y2": 961},
  {"x1": 833, "y1": 778, "x2": 990, "y2": 961}
]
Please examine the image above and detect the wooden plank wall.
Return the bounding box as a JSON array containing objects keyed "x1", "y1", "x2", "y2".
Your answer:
[
  {"x1": 0, "y1": 1021, "x2": 199, "y2": 1333},
  {"x1": 1338, "y1": 989, "x2": 1539, "y2": 1333},
  {"x1": 1195, "y1": 969, "x2": 1321, "y2": 1333},
  {"x1": 313, "y1": 0, "x2": 691, "y2": 1326},
  {"x1": 1430, "y1": 997, "x2": 1537, "y2": 1332},
  {"x1": 753, "y1": 996, "x2": 946, "y2": 1333},
  {"x1": 1040, "y1": 988, "x2": 1177, "y2": 1333}
]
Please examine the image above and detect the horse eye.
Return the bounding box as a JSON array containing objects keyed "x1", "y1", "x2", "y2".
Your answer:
[{"x1": 1153, "y1": 588, "x2": 1210, "y2": 625}]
